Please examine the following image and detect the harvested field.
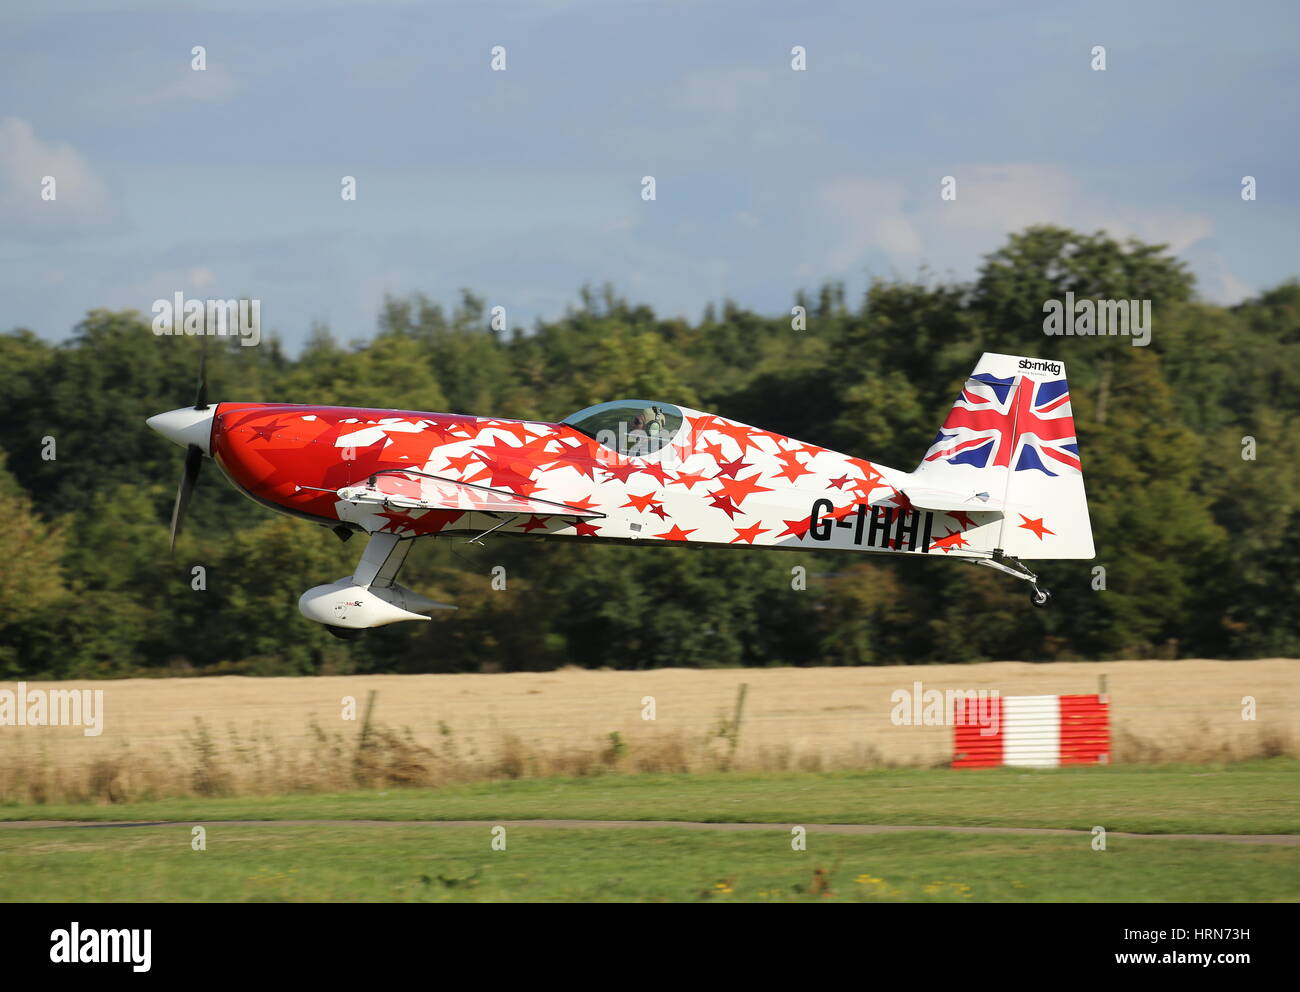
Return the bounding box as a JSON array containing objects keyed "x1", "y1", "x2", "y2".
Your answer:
[{"x1": 1, "y1": 659, "x2": 1295, "y2": 804}]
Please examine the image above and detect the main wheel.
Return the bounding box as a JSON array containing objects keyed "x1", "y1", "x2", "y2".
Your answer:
[
  {"x1": 1030, "y1": 588, "x2": 1051, "y2": 608},
  {"x1": 325, "y1": 625, "x2": 365, "y2": 640}
]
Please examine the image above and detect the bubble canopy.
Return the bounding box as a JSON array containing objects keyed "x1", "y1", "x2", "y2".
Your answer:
[{"x1": 561, "y1": 399, "x2": 685, "y2": 457}]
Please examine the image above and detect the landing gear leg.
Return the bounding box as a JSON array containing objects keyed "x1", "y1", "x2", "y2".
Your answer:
[{"x1": 971, "y1": 550, "x2": 1052, "y2": 608}]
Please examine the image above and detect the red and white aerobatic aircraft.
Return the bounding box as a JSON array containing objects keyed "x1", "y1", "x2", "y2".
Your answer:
[{"x1": 148, "y1": 351, "x2": 1094, "y2": 637}]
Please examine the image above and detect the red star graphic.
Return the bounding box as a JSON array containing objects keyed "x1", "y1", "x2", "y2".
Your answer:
[
  {"x1": 422, "y1": 420, "x2": 472, "y2": 445},
  {"x1": 249, "y1": 419, "x2": 291, "y2": 442},
  {"x1": 708, "y1": 492, "x2": 742, "y2": 519},
  {"x1": 714, "y1": 458, "x2": 751, "y2": 479},
  {"x1": 889, "y1": 489, "x2": 916, "y2": 513},
  {"x1": 713, "y1": 472, "x2": 774, "y2": 506},
  {"x1": 776, "y1": 516, "x2": 812, "y2": 540},
  {"x1": 773, "y1": 453, "x2": 814, "y2": 483},
  {"x1": 698, "y1": 440, "x2": 728, "y2": 463},
  {"x1": 376, "y1": 508, "x2": 420, "y2": 534},
  {"x1": 846, "y1": 456, "x2": 878, "y2": 477},
  {"x1": 597, "y1": 460, "x2": 637, "y2": 483},
  {"x1": 672, "y1": 440, "x2": 702, "y2": 464},
  {"x1": 1018, "y1": 515, "x2": 1055, "y2": 540},
  {"x1": 849, "y1": 475, "x2": 885, "y2": 499},
  {"x1": 442, "y1": 451, "x2": 478, "y2": 475},
  {"x1": 480, "y1": 435, "x2": 554, "y2": 470},
  {"x1": 683, "y1": 415, "x2": 721, "y2": 447},
  {"x1": 655, "y1": 525, "x2": 696, "y2": 541},
  {"x1": 223, "y1": 408, "x2": 295, "y2": 434},
  {"x1": 708, "y1": 420, "x2": 765, "y2": 456},
  {"x1": 464, "y1": 438, "x2": 545, "y2": 491},
  {"x1": 378, "y1": 509, "x2": 464, "y2": 536},
  {"x1": 412, "y1": 510, "x2": 465, "y2": 535},
  {"x1": 749, "y1": 428, "x2": 789, "y2": 447},
  {"x1": 483, "y1": 419, "x2": 536, "y2": 443},
  {"x1": 669, "y1": 471, "x2": 710, "y2": 490},
  {"x1": 826, "y1": 502, "x2": 859, "y2": 522},
  {"x1": 786, "y1": 440, "x2": 830, "y2": 458},
  {"x1": 572, "y1": 519, "x2": 602, "y2": 537},
  {"x1": 947, "y1": 510, "x2": 977, "y2": 531},
  {"x1": 621, "y1": 492, "x2": 663, "y2": 514},
  {"x1": 519, "y1": 515, "x2": 550, "y2": 533},
  {"x1": 636, "y1": 462, "x2": 675, "y2": 486},
  {"x1": 542, "y1": 438, "x2": 603, "y2": 480},
  {"x1": 462, "y1": 465, "x2": 531, "y2": 493},
  {"x1": 730, "y1": 522, "x2": 771, "y2": 544},
  {"x1": 827, "y1": 475, "x2": 850, "y2": 489},
  {"x1": 929, "y1": 528, "x2": 970, "y2": 554}
]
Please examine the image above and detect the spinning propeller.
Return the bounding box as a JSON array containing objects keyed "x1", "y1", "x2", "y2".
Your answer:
[{"x1": 146, "y1": 350, "x2": 214, "y2": 551}]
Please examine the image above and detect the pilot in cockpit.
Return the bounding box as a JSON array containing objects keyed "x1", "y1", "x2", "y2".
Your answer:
[{"x1": 626, "y1": 406, "x2": 667, "y2": 455}]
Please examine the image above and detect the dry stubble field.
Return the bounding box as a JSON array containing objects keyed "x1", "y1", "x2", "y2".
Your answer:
[{"x1": 2, "y1": 659, "x2": 1296, "y2": 804}]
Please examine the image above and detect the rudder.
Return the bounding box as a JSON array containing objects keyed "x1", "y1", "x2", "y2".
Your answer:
[{"x1": 903, "y1": 352, "x2": 1094, "y2": 560}]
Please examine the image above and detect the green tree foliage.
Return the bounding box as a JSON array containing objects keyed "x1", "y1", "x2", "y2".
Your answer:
[
  {"x1": 0, "y1": 450, "x2": 68, "y2": 677},
  {"x1": 0, "y1": 227, "x2": 1295, "y2": 675}
]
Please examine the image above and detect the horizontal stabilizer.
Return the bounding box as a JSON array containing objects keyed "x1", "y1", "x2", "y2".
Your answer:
[{"x1": 900, "y1": 487, "x2": 1004, "y2": 513}]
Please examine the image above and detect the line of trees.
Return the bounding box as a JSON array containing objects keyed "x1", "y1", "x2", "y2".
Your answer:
[{"x1": 1, "y1": 226, "x2": 1297, "y2": 677}]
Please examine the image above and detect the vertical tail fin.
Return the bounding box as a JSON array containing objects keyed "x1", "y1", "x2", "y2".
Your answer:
[{"x1": 904, "y1": 352, "x2": 1094, "y2": 560}]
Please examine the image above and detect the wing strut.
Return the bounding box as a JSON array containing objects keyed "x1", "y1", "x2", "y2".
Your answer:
[{"x1": 353, "y1": 531, "x2": 412, "y2": 588}]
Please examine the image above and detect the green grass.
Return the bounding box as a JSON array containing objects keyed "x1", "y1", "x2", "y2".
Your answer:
[
  {"x1": 1, "y1": 823, "x2": 1296, "y2": 902},
  {"x1": 3, "y1": 761, "x2": 1297, "y2": 835}
]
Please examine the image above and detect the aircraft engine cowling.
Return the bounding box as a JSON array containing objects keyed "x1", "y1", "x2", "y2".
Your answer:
[{"x1": 298, "y1": 579, "x2": 456, "y2": 630}]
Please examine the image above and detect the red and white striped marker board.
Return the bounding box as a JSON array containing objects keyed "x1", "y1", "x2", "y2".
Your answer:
[{"x1": 952, "y1": 694, "x2": 1109, "y2": 768}]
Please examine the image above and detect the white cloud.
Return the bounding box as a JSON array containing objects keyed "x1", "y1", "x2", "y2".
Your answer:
[
  {"x1": 934, "y1": 163, "x2": 1076, "y2": 231},
  {"x1": 815, "y1": 177, "x2": 919, "y2": 271},
  {"x1": 812, "y1": 163, "x2": 1217, "y2": 279},
  {"x1": 933, "y1": 164, "x2": 1214, "y2": 255},
  {"x1": 0, "y1": 117, "x2": 119, "y2": 239},
  {"x1": 876, "y1": 215, "x2": 924, "y2": 258},
  {"x1": 1197, "y1": 254, "x2": 1255, "y2": 304},
  {"x1": 109, "y1": 265, "x2": 229, "y2": 315},
  {"x1": 1094, "y1": 211, "x2": 1215, "y2": 255}
]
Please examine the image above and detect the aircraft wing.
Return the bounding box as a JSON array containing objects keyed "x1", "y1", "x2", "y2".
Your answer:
[{"x1": 331, "y1": 470, "x2": 604, "y2": 518}]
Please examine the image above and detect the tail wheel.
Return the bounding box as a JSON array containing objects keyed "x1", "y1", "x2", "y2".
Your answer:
[{"x1": 1030, "y1": 588, "x2": 1052, "y2": 608}]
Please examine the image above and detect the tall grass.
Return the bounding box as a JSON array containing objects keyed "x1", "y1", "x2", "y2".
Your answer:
[
  {"x1": 1112, "y1": 719, "x2": 1296, "y2": 764},
  {"x1": 0, "y1": 715, "x2": 1293, "y2": 806}
]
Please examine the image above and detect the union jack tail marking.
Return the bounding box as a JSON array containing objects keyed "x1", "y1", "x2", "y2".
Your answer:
[{"x1": 923, "y1": 373, "x2": 1080, "y2": 477}]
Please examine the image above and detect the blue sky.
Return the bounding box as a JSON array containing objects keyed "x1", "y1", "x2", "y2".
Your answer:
[{"x1": 2, "y1": 0, "x2": 1297, "y2": 351}]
